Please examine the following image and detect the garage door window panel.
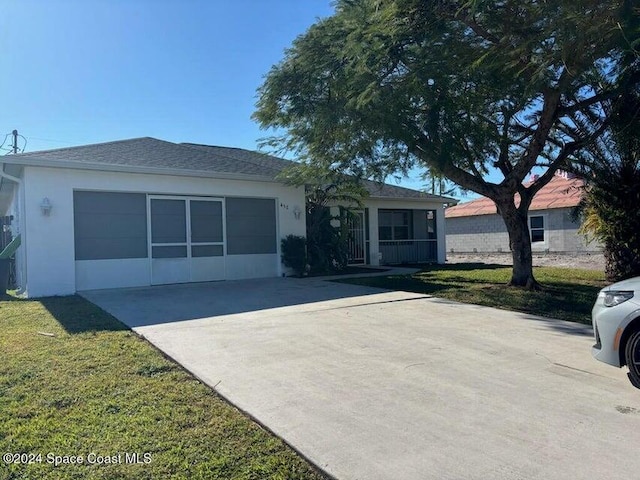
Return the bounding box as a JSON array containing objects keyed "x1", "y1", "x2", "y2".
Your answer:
[
  {"x1": 191, "y1": 245, "x2": 224, "y2": 257},
  {"x1": 152, "y1": 246, "x2": 188, "y2": 258},
  {"x1": 151, "y1": 199, "x2": 187, "y2": 244},
  {"x1": 190, "y1": 201, "x2": 223, "y2": 243}
]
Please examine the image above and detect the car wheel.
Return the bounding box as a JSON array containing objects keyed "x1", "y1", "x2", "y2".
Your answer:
[{"x1": 625, "y1": 330, "x2": 640, "y2": 389}]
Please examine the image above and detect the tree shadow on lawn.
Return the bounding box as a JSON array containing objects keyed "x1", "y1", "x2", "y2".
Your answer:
[
  {"x1": 410, "y1": 264, "x2": 514, "y2": 285},
  {"x1": 428, "y1": 276, "x2": 599, "y2": 323},
  {"x1": 0, "y1": 293, "x2": 131, "y2": 335},
  {"x1": 334, "y1": 274, "x2": 456, "y2": 296},
  {"x1": 340, "y1": 271, "x2": 598, "y2": 335},
  {"x1": 401, "y1": 262, "x2": 510, "y2": 271}
]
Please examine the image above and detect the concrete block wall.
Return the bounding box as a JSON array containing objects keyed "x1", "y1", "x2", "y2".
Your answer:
[
  {"x1": 559, "y1": 210, "x2": 601, "y2": 252},
  {"x1": 445, "y1": 208, "x2": 602, "y2": 253},
  {"x1": 445, "y1": 214, "x2": 509, "y2": 253}
]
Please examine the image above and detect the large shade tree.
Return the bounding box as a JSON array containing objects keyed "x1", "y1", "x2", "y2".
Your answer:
[{"x1": 254, "y1": 0, "x2": 640, "y2": 288}]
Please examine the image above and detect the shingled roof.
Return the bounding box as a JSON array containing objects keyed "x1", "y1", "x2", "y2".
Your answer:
[
  {"x1": 2, "y1": 137, "x2": 453, "y2": 203},
  {"x1": 2, "y1": 137, "x2": 279, "y2": 179},
  {"x1": 183, "y1": 143, "x2": 454, "y2": 202},
  {"x1": 445, "y1": 174, "x2": 585, "y2": 218},
  {"x1": 183, "y1": 143, "x2": 292, "y2": 175}
]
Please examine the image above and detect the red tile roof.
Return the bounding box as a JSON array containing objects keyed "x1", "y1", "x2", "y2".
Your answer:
[{"x1": 445, "y1": 174, "x2": 585, "y2": 218}]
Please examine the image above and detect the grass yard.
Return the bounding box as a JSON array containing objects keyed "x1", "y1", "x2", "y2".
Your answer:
[
  {"x1": 0, "y1": 294, "x2": 326, "y2": 480},
  {"x1": 338, "y1": 264, "x2": 607, "y2": 324}
]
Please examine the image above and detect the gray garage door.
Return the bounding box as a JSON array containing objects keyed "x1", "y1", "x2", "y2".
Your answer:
[{"x1": 74, "y1": 191, "x2": 278, "y2": 287}]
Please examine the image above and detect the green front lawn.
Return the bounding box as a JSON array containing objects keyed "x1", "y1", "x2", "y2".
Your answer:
[
  {"x1": 0, "y1": 295, "x2": 326, "y2": 480},
  {"x1": 337, "y1": 264, "x2": 607, "y2": 324}
]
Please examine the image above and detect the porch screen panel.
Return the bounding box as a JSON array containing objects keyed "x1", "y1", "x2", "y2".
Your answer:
[
  {"x1": 74, "y1": 191, "x2": 147, "y2": 260},
  {"x1": 379, "y1": 210, "x2": 393, "y2": 240},
  {"x1": 393, "y1": 211, "x2": 410, "y2": 240},
  {"x1": 226, "y1": 198, "x2": 276, "y2": 255},
  {"x1": 426, "y1": 210, "x2": 437, "y2": 239}
]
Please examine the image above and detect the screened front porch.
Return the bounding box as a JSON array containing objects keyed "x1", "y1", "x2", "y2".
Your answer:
[
  {"x1": 378, "y1": 209, "x2": 437, "y2": 264},
  {"x1": 347, "y1": 208, "x2": 439, "y2": 265}
]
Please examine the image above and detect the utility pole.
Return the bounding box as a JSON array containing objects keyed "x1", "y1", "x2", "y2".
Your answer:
[{"x1": 11, "y1": 130, "x2": 18, "y2": 154}]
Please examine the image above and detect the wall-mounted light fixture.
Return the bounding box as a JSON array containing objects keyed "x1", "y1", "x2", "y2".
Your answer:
[
  {"x1": 293, "y1": 205, "x2": 302, "y2": 220},
  {"x1": 40, "y1": 197, "x2": 52, "y2": 216}
]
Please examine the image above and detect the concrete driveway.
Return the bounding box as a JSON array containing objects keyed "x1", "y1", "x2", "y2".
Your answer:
[{"x1": 82, "y1": 277, "x2": 640, "y2": 480}]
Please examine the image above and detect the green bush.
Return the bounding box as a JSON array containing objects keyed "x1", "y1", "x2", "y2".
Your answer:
[
  {"x1": 306, "y1": 206, "x2": 349, "y2": 275},
  {"x1": 281, "y1": 235, "x2": 308, "y2": 276}
]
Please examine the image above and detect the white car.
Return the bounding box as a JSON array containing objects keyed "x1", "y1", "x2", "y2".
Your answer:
[{"x1": 592, "y1": 276, "x2": 640, "y2": 388}]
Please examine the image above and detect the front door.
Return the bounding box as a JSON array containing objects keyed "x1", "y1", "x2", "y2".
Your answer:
[
  {"x1": 149, "y1": 196, "x2": 225, "y2": 285},
  {"x1": 347, "y1": 211, "x2": 366, "y2": 264}
]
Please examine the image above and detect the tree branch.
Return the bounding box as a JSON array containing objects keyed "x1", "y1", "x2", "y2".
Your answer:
[
  {"x1": 512, "y1": 78, "x2": 565, "y2": 182},
  {"x1": 495, "y1": 110, "x2": 515, "y2": 177},
  {"x1": 558, "y1": 90, "x2": 618, "y2": 116},
  {"x1": 526, "y1": 117, "x2": 610, "y2": 198},
  {"x1": 464, "y1": 15, "x2": 500, "y2": 44},
  {"x1": 410, "y1": 136, "x2": 499, "y2": 199}
]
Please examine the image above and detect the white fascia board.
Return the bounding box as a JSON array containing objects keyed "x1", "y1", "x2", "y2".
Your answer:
[
  {"x1": 0, "y1": 156, "x2": 279, "y2": 184},
  {"x1": 367, "y1": 195, "x2": 454, "y2": 205}
]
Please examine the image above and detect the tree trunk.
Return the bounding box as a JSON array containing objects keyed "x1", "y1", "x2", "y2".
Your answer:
[{"x1": 497, "y1": 202, "x2": 540, "y2": 290}]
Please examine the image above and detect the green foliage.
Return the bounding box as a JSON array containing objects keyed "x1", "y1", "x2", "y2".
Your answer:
[
  {"x1": 419, "y1": 171, "x2": 466, "y2": 198},
  {"x1": 278, "y1": 163, "x2": 367, "y2": 275},
  {"x1": 255, "y1": 0, "x2": 640, "y2": 286},
  {"x1": 281, "y1": 234, "x2": 308, "y2": 276},
  {"x1": 255, "y1": 0, "x2": 637, "y2": 183},
  {"x1": 573, "y1": 87, "x2": 640, "y2": 281},
  {"x1": 276, "y1": 163, "x2": 368, "y2": 209},
  {"x1": 306, "y1": 206, "x2": 351, "y2": 275},
  {"x1": 0, "y1": 295, "x2": 325, "y2": 479}
]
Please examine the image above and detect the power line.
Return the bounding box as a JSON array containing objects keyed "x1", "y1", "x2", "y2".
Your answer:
[
  {"x1": 27, "y1": 136, "x2": 72, "y2": 145},
  {"x1": 18, "y1": 134, "x2": 27, "y2": 153},
  {"x1": 0, "y1": 133, "x2": 10, "y2": 152},
  {"x1": 0, "y1": 130, "x2": 28, "y2": 154}
]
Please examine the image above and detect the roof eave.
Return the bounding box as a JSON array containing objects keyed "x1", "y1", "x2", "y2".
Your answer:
[
  {"x1": 1, "y1": 156, "x2": 280, "y2": 183},
  {"x1": 445, "y1": 203, "x2": 579, "y2": 219},
  {"x1": 367, "y1": 194, "x2": 457, "y2": 204}
]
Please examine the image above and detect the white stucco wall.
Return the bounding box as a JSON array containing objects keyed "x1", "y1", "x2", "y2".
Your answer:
[{"x1": 21, "y1": 166, "x2": 305, "y2": 297}]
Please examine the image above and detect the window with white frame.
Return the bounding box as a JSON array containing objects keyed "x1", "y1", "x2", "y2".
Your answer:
[{"x1": 529, "y1": 215, "x2": 545, "y2": 243}]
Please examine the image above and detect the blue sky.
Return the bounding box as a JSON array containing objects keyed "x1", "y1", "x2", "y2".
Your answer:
[{"x1": 0, "y1": 0, "x2": 471, "y2": 197}]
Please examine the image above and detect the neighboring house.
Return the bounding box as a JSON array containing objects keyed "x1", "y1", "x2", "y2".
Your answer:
[
  {"x1": 0, "y1": 137, "x2": 452, "y2": 297},
  {"x1": 445, "y1": 171, "x2": 601, "y2": 254}
]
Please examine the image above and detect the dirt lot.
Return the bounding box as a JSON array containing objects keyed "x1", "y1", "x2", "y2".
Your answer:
[{"x1": 446, "y1": 252, "x2": 605, "y2": 271}]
